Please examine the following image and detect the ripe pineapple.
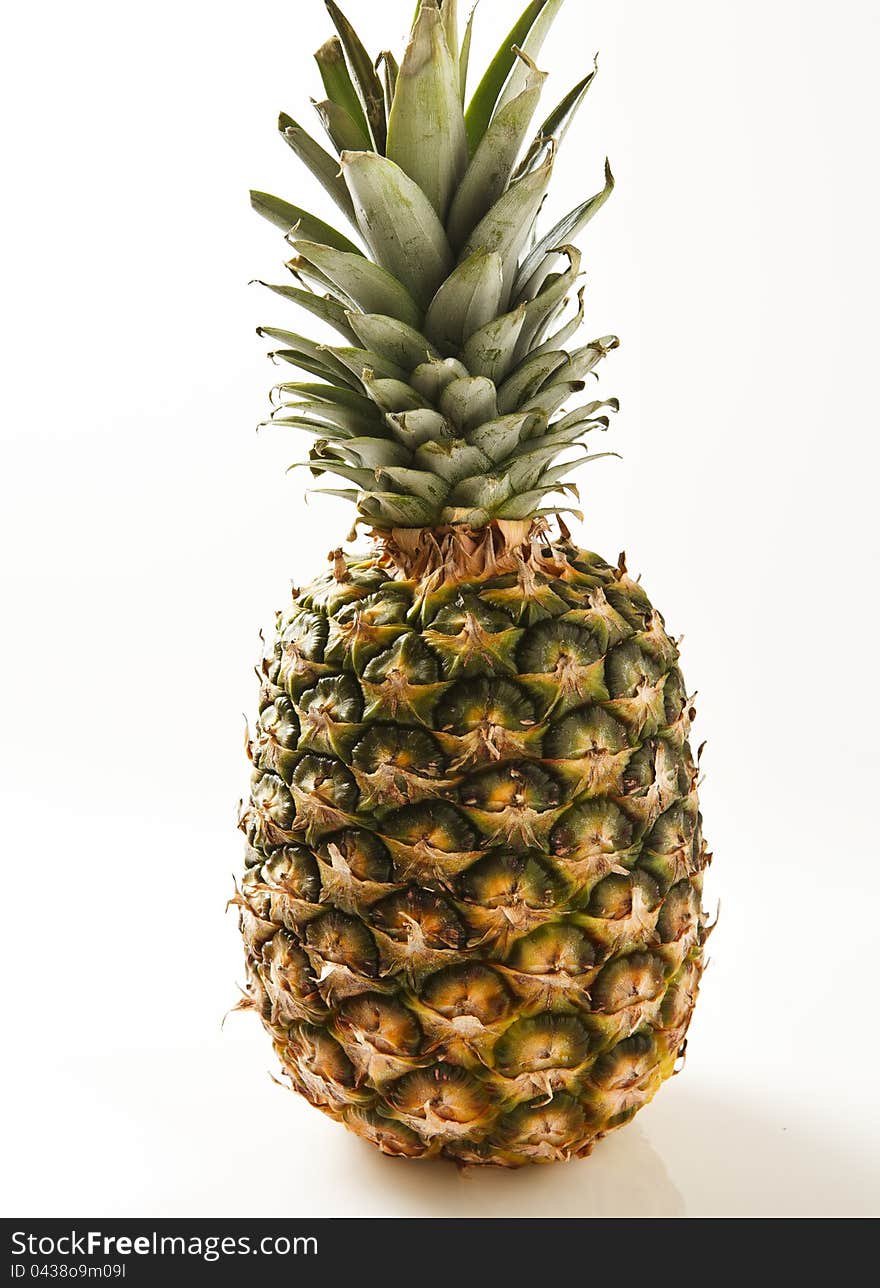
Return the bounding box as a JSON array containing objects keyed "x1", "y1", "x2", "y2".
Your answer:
[{"x1": 237, "y1": 0, "x2": 711, "y2": 1166}]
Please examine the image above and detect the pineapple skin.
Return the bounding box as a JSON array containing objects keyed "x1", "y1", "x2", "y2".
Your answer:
[{"x1": 238, "y1": 542, "x2": 709, "y2": 1166}]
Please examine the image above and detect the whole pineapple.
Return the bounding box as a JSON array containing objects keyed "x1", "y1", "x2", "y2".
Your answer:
[{"x1": 237, "y1": 0, "x2": 711, "y2": 1166}]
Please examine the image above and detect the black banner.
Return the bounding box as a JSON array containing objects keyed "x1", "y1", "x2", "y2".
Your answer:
[{"x1": 0, "y1": 1216, "x2": 862, "y2": 1281}]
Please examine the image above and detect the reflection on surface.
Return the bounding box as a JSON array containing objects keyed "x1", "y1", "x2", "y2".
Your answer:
[
  {"x1": 330, "y1": 1075, "x2": 880, "y2": 1217},
  {"x1": 347, "y1": 1121, "x2": 684, "y2": 1217},
  {"x1": 9, "y1": 1046, "x2": 879, "y2": 1216}
]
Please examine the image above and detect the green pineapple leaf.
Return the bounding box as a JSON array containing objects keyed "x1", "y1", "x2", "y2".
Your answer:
[
  {"x1": 340, "y1": 151, "x2": 454, "y2": 307},
  {"x1": 314, "y1": 37, "x2": 373, "y2": 147},
  {"x1": 460, "y1": 155, "x2": 554, "y2": 300},
  {"x1": 277, "y1": 113, "x2": 356, "y2": 222},
  {"x1": 463, "y1": 0, "x2": 555, "y2": 154},
  {"x1": 515, "y1": 61, "x2": 597, "y2": 178},
  {"x1": 292, "y1": 240, "x2": 423, "y2": 328},
  {"x1": 447, "y1": 51, "x2": 547, "y2": 250},
  {"x1": 250, "y1": 191, "x2": 362, "y2": 256},
  {"x1": 387, "y1": 0, "x2": 468, "y2": 219},
  {"x1": 516, "y1": 159, "x2": 615, "y2": 297},
  {"x1": 252, "y1": 281, "x2": 360, "y2": 343},
  {"x1": 424, "y1": 250, "x2": 504, "y2": 350},
  {"x1": 324, "y1": 0, "x2": 387, "y2": 151},
  {"x1": 346, "y1": 313, "x2": 439, "y2": 370},
  {"x1": 312, "y1": 97, "x2": 371, "y2": 155}
]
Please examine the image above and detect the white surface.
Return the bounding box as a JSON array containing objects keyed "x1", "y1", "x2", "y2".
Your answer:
[{"x1": 2, "y1": 0, "x2": 879, "y2": 1218}]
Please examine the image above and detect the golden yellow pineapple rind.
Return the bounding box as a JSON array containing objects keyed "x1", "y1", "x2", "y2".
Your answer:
[{"x1": 238, "y1": 546, "x2": 709, "y2": 1165}]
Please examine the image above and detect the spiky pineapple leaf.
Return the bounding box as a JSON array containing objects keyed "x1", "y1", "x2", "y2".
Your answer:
[
  {"x1": 324, "y1": 0, "x2": 387, "y2": 151},
  {"x1": 331, "y1": 345, "x2": 409, "y2": 384},
  {"x1": 377, "y1": 51, "x2": 399, "y2": 112},
  {"x1": 441, "y1": 0, "x2": 459, "y2": 61},
  {"x1": 278, "y1": 113, "x2": 356, "y2": 222},
  {"x1": 516, "y1": 159, "x2": 615, "y2": 297},
  {"x1": 259, "y1": 327, "x2": 361, "y2": 387},
  {"x1": 439, "y1": 375, "x2": 497, "y2": 431},
  {"x1": 312, "y1": 98, "x2": 370, "y2": 155},
  {"x1": 447, "y1": 52, "x2": 546, "y2": 250},
  {"x1": 469, "y1": 411, "x2": 539, "y2": 462},
  {"x1": 387, "y1": 1, "x2": 467, "y2": 219},
  {"x1": 292, "y1": 240, "x2": 423, "y2": 328},
  {"x1": 270, "y1": 348, "x2": 355, "y2": 387},
  {"x1": 515, "y1": 61, "x2": 597, "y2": 177},
  {"x1": 515, "y1": 245, "x2": 582, "y2": 357},
  {"x1": 413, "y1": 438, "x2": 491, "y2": 483},
  {"x1": 497, "y1": 349, "x2": 567, "y2": 414},
  {"x1": 551, "y1": 335, "x2": 620, "y2": 383},
  {"x1": 364, "y1": 378, "x2": 430, "y2": 415},
  {"x1": 346, "y1": 313, "x2": 438, "y2": 370},
  {"x1": 386, "y1": 408, "x2": 449, "y2": 446},
  {"x1": 459, "y1": 2, "x2": 475, "y2": 104},
  {"x1": 461, "y1": 155, "x2": 554, "y2": 299},
  {"x1": 461, "y1": 304, "x2": 527, "y2": 383},
  {"x1": 334, "y1": 437, "x2": 412, "y2": 467},
  {"x1": 463, "y1": 0, "x2": 553, "y2": 154},
  {"x1": 252, "y1": 281, "x2": 359, "y2": 343},
  {"x1": 314, "y1": 36, "x2": 372, "y2": 148},
  {"x1": 495, "y1": 0, "x2": 563, "y2": 116},
  {"x1": 359, "y1": 492, "x2": 438, "y2": 525},
  {"x1": 423, "y1": 250, "x2": 504, "y2": 350},
  {"x1": 341, "y1": 151, "x2": 454, "y2": 307},
  {"x1": 520, "y1": 378, "x2": 585, "y2": 417},
  {"x1": 530, "y1": 287, "x2": 585, "y2": 357},
  {"x1": 250, "y1": 191, "x2": 362, "y2": 256}
]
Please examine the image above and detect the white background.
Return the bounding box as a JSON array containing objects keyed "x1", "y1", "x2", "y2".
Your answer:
[{"x1": 2, "y1": 0, "x2": 879, "y2": 1217}]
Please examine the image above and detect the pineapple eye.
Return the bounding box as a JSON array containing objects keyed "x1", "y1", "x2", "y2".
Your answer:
[
  {"x1": 305, "y1": 911, "x2": 378, "y2": 978},
  {"x1": 428, "y1": 597, "x2": 513, "y2": 635},
  {"x1": 543, "y1": 704, "x2": 628, "y2": 759},
  {"x1": 389, "y1": 1064, "x2": 490, "y2": 1124},
  {"x1": 260, "y1": 845, "x2": 320, "y2": 902},
  {"x1": 507, "y1": 924, "x2": 596, "y2": 977},
  {"x1": 656, "y1": 880, "x2": 700, "y2": 943},
  {"x1": 338, "y1": 993, "x2": 422, "y2": 1056},
  {"x1": 517, "y1": 620, "x2": 601, "y2": 673},
  {"x1": 250, "y1": 773, "x2": 295, "y2": 828},
  {"x1": 280, "y1": 610, "x2": 328, "y2": 661},
  {"x1": 457, "y1": 850, "x2": 562, "y2": 909},
  {"x1": 604, "y1": 640, "x2": 664, "y2": 699},
  {"x1": 551, "y1": 797, "x2": 634, "y2": 858},
  {"x1": 370, "y1": 886, "x2": 467, "y2": 949},
  {"x1": 435, "y1": 677, "x2": 535, "y2": 733},
  {"x1": 352, "y1": 724, "x2": 443, "y2": 776},
  {"x1": 497, "y1": 1094, "x2": 586, "y2": 1149},
  {"x1": 298, "y1": 674, "x2": 364, "y2": 724},
  {"x1": 291, "y1": 1025, "x2": 355, "y2": 1087},
  {"x1": 292, "y1": 754, "x2": 358, "y2": 812},
  {"x1": 494, "y1": 1015, "x2": 590, "y2": 1075},
  {"x1": 318, "y1": 828, "x2": 393, "y2": 883},
  {"x1": 421, "y1": 963, "x2": 513, "y2": 1025},
  {"x1": 344, "y1": 1109, "x2": 427, "y2": 1158},
  {"x1": 590, "y1": 1032, "x2": 658, "y2": 1090},
  {"x1": 591, "y1": 952, "x2": 666, "y2": 1014},
  {"x1": 460, "y1": 762, "x2": 560, "y2": 812},
  {"x1": 382, "y1": 801, "x2": 478, "y2": 853},
  {"x1": 258, "y1": 696, "x2": 300, "y2": 750},
  {"x1": 361, "y1": 633, "x2": 440, "y2": 684}
]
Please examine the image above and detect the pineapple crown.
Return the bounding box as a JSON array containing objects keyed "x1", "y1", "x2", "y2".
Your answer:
[{"x1": 253, "y1": 0, "x2": 618, "y2": 549}]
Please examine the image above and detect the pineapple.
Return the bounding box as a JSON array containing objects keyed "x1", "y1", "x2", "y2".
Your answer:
[{"x1": 237, "y1": 0, "x2": 711, "y2": 1166}]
